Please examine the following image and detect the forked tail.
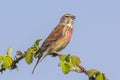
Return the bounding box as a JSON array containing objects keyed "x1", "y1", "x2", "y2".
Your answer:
[{"x1": 32, "y1": 53, "x2": 47, "y2": 74}]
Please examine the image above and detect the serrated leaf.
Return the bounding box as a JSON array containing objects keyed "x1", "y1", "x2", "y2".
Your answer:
[
  {"x1": 0, "y1": 56, "x2": 3, "y2": 63},
  {"x1": 96, "y1": 73, "x2": 104, "y2": 80},
  {"x1": 7, "y1": 47, "x2": 12, "y2": 57},
  {"x1": 61, "y1": 61, "x2": 70, "y2": 74},
  {"x1": 33, "y1": 39, "x2": 42, "y2": 48},
  {"x1": 2, "y1": 56, "x2": 13, "y2": 69},
  {"x1": 25, "y1": 49, "x2": 33, "y2": 64},
  {"x1": 70, "y1": 56, "x2": 81, "y2": 66},
  {"x1": 96, "y1": 73, "x2": 108, "y2": 80},
  {"x1": 87, "y1": 69, "x2": 100, "y2": 77},
  {"x1": 59, "y1": 54, "x2": 67, "y2": 61}
]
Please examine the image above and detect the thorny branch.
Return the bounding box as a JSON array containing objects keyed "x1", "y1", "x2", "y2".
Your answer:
[
  {"x1": 53, "y1": 52, "x2": 89, "y2": 77},
  {"x1": 11, "y1": 51, "x2": 25, "y2": 69},
  {"x1": 0, "y1": 51, "x2": 89, "y2": 77},
  {"x1": 0, "y1": 51, "x2": 25, "y2": 72}
]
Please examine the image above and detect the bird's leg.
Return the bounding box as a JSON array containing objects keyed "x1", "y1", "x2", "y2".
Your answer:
[{"x1": 52, "y1": 51, "x2": 62, "y2": 57}]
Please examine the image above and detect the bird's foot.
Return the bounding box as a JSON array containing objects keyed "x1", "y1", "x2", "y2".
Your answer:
[{"x1": 52, "y1": 52, "x2": 62, "y2": 57}]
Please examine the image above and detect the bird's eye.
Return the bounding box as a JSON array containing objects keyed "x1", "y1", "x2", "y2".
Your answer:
[{"x1": 65, "y1": 16, "x2": 69, "y2": 18}]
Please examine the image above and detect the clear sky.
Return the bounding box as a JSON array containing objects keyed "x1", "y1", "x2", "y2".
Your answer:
[{"x1": 0, "y1": 0, "x2": 120, "y2": 80}]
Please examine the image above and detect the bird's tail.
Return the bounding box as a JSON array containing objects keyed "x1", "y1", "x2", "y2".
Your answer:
[{"x1": 32, "y1": 52, "x2": 47, "y2": 74}]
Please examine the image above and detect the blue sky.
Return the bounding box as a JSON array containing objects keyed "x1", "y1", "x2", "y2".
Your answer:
[{"x1": 0, "y1": 0, "x2": 120, "y2": 80}]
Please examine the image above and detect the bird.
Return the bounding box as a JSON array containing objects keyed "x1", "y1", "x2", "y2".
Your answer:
[{"x1": 32, "y1": 14, "x2": 75, "y2": 74}]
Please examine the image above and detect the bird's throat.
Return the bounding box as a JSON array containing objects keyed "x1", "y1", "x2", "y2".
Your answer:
[{"x1": 66, "y1": 23, "x2": 73, "y2": 28}]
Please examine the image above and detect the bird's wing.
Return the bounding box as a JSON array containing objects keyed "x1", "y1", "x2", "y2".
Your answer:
[{"x1": 37, "y1": 25, "x2": 65, "y2": 54}]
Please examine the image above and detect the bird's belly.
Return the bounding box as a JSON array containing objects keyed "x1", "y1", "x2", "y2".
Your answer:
[
  {"x1": 46, "y1": 28, "x2": 73, "y2": 54},
  {"x1": 46, "y1": 38, "x2": 70, "y2": 54}
]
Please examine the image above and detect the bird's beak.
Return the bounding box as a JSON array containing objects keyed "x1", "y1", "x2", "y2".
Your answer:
[{"x1": 73, "y1": 16, "x2": 76, "y2": 20}]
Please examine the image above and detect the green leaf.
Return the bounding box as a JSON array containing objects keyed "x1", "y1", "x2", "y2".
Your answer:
[
  {"x1": 96, "y1": 73, "x2": 108, "y2": 80},
  {"x1": 65, "y1": 54, "x2": 71, "y2": 62},
  {"x1": 59, "y1": 54, "x2": 71, "y2": 62},
  {"x1": 87, "y1": 69, "x2": 100, "y2": 77},
  {"x1": 7, "y1": 47, "x2": 12, "y2": 57},
  {"x1": 96, "y1": 73, "x2": 104, "y2": 80},
  {"x1": 33, "y1": 39, "x2": 42, "y2": 48},
  {"x1": 25, "y1": 39, "x2": 42, "y2": 64},
  {"x1": 59, "y1": 54, "x2": 67, "y2": 61},
  {"x1": 0, "y1": 55, "x2": 3, "y2": 63},
  {"x1": 2, "y1": 56, "x2": 13, "y2": 69},
  {"x1": 25, "y1": 48, "x2": 34, "y2": 64},
  {"x1": 61, "y1": 61, "x2": 70, "y2": 74},
  {"x1": 70, "y1": 56, "x2": 81, "y2": 66}
]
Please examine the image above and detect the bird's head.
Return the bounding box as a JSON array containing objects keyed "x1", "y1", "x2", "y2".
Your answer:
[{"x1": 59, "y1": 14, "x2": 75, "y2": 27}]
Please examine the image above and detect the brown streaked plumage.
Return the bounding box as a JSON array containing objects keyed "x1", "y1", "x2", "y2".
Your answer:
[{"x1": 32, "y1": 14, "x2": 75, "y2": 74}]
